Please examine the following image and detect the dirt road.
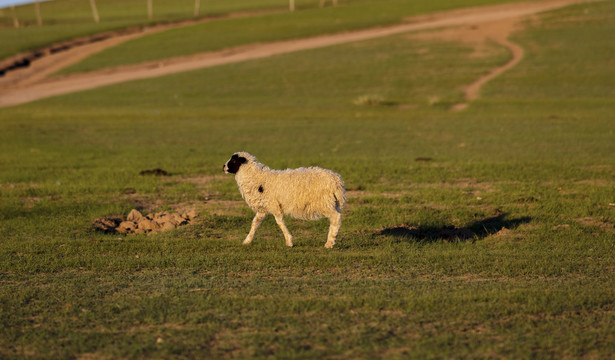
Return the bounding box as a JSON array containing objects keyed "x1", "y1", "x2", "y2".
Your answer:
[{"x1": 0, "y1": 0, "x2": 593, "y2": 108}]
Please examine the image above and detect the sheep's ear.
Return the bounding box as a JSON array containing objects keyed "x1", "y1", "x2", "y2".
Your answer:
[
  {"x1": 232, "y1": 154, "x2": 247, "y2": 164},
  {"x1": 227, "y1": 155, "x2": 247, "y2": 174}
]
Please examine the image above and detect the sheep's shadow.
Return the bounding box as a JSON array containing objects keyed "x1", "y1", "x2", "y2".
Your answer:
[{"x1": 378, "y1": 213, "x2": 532, "y2": 243}]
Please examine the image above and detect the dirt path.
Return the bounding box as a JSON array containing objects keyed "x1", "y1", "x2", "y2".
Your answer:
[
  {"x1": 0, "y1": 0, "x2": 593, "y2": 108},
  {"x1": 463, "y1": 20, "x2": 525, "y2": 103},
  {"x1": 0, "y1": 9, "x2": 280, "y2": 88},
  {"x1": 430, "y1": 18, "x2": 525, "y2": 111}
]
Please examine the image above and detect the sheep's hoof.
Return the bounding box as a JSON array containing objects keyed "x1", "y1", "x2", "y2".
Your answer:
[
  {"x1": 324, "y1": 242, "x2": 335, "y2": 249},
  {"x1": 284, "y1": 236, "x2": 293, "y2": 247},
  {"x1": 243, "y1": 239, "x2": 252, "y2": 245}
]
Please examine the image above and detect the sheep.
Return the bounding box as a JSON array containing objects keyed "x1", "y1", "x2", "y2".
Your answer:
[{"x1": 223, "y1": 152, "x2": 345, "y2": 248}]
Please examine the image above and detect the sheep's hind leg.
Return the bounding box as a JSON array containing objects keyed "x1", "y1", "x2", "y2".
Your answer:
[
  {"x1": 325, "y1": 212, "x2": 341, "y2": 248},
  {"x1": 244, "y1": 212, "x2": 267, "y2": 245},
  {"x1": 273, "y1": 213, "x2": 293, "y2": 247}
]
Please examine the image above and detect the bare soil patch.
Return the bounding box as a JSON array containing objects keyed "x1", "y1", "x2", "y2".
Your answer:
[
  {"x1": 0, "y1": 0, "x2": 596, "y2": 108},
  {"x1": 91, "y1": 175, "x2": 229, "y2": 235},
  {"x1": 576, "y1": 217, "x2": 615, "y2": 234},
  {"x1": 93, "y1": 208, "x2": 198, "y2": 235}
]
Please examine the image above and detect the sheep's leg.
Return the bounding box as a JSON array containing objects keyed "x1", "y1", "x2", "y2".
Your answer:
[
  {"x1": 244, "y1": 212, "x2": 267, "y2": 245},
  {"x1": 273, "y1": 213, "x2": 293, "y2": 247},
  {"x1": 325, "y1": 212, "x2": 342, "y2": 248}
]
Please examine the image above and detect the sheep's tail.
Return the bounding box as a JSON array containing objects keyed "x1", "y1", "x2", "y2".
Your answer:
[{"x1": 333, "y1": 177, "x2": 346, "y2": 213}]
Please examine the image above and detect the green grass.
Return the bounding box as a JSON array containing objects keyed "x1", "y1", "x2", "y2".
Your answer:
[
  {"x1": 60, "y1": 0, "x2": 527, "y2": 74},
  {"x1": 0, "y1": 0, "x2": 335, "y2": 61},
  {"x1": 1, "y1": 0, "x2": 615, "y2": 358}
]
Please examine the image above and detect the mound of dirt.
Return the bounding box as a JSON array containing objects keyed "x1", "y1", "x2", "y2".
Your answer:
[
  {"x1": 93, "y1": 209, "x2": 198, "y2": 235},
  {"x1": 92, "y1": 216, "x2": 123, "y2": 233}
]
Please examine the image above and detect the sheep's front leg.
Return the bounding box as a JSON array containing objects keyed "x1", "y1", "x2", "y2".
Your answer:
[
  {"x1": 244, "y1": 212, "x2": 267, "y2": 245},
  {"x1": 273, "y1": 213, "x2": 293, "y2": 247},
  {"x1": 325, "y1": 212, "x2": 342, "y2": 248}
]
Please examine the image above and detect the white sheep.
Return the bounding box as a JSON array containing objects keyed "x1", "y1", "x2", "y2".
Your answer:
[{"x1": 223, "y1": 152, "x2": 345, "y2": 248}]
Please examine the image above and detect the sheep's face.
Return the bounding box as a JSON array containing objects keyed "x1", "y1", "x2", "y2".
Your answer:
[{"x1": 223, "y1": 153, "x2": 248, "y2": 174}]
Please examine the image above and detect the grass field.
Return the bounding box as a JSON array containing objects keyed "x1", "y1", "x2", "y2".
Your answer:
[
  {"x1": 1, "y1": 0, "x2": 527, "y2": 69},
  {"x1": 0, "y1": 0, "x2": 342, "y2": 61},
  {"x1": 1, "y1": 0, "x2": 614, "y2": 358},
  {"x1": 57, "y1": 0, "x2": 525, "y2": 74}
]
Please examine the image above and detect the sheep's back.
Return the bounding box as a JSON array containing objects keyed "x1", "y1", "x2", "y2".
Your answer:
[{"x1": 268, "y1": 167, "x2": 345, "y2": 220}]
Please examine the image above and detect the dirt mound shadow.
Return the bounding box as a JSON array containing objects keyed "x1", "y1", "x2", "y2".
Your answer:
[{"x1": 378, "y1": 213, "x2": 532, "y2": 243}]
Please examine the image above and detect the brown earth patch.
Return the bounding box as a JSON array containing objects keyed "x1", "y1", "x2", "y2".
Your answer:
[
  {"x1": 92, "y1": 216, "x2": 124, "y2": 233},
  {"x1": 93, "y1": 174, "x2": 247, "y2": 236},
  {"x1": 576, "y1": 217, "x2": 615, "y2": 234},
  {"x1": 409, "y1": 19, "x2": 519, "y2": 59},
  {"x1": 93, "y1": 208, "x2": 198, "y2": 235}
]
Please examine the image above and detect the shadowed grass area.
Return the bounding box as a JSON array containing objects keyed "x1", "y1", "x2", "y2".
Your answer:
[{"x1": 0, "y1": 0, "x2": 614, "y2": 358}]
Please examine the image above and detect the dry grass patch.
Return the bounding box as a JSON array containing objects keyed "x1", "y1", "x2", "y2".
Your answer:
[{"x1": 575, "y1": 217, "x2": 615, "y2": 234}]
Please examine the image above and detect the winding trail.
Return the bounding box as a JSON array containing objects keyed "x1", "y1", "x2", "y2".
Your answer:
[
  {"x1": 449, "y1": 18, "x2": 525, "y2": 111},
  {"x1": 465, "y1": 24, "x2": 525, "y2": 102},
  {"x1": 0, "y1": 0, "x2": 594, "y2": 108}
]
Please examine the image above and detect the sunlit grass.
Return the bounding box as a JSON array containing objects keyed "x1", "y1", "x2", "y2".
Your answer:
[{"x1": 0, "y1": 0, "x2": 614, "y2": 358}]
